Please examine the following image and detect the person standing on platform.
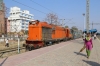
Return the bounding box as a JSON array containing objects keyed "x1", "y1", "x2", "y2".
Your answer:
[
  {"x1": 94, "y1": 33, "x2": 96, "y2": 40},
  {"x1": 82, "y1": 33, "x2": 86, "y2": 40},
  {"x1": 84, "y1": 33, "x2": 93, "y2": 59}
]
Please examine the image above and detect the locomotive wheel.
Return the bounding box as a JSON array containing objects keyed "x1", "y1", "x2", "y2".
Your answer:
[
  {"x1": 25, "y1": 45, "x2": 29, "y2": 51},
  {"x1": 28, "y1": 46, "x2": 32, "y2": 51},
  {"x1": 43, "y1": 41, "x2": 47, "y2": 47},
  {"x1": 31, "y1": 46, "x2": 34, "y2": 50},
  {"x1": 43, "y1": 44, "x2": 47, "y2": 47},
  {"x1": 46, "y1": 43, "x2": 52, "y2": 46},
  {"x1": 36, "y1": 45, "x2": 39, "y2": 49},
  {"x1": 57, "y1": 40, "x2": 60, "y2": 44}
]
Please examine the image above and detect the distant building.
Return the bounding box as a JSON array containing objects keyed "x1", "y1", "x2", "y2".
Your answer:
[
  {"x1": 8, "y1": 7, "x2": 34, "y2": 32},
  {"x1": 0, "y1": 0, "x2": 6, "y2": 35},
  {"x1": 6, "y1": 18, "x2": 10, "y2": 32}
]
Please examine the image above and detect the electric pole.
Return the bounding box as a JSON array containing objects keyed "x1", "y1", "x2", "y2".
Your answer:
[
  {"x1": 60, "y1": 19, "x2": 65, "y2": 26},
  {"x1": 86, "y1": 0, "x2": 90, "y2": 33},
  {"x1": 89, "y1": 22, "x2": 100, "y2": 29},
  {"x1": 83, "y1": 13, "x2": 85, "y2": 31}
]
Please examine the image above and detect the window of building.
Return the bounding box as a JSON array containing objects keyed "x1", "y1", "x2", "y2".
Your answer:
[
  {"x1": 28, "y1": 15, "x2": 30, "y2": 18},
  {"x1": 13, "y1": 13, "x2": 15, "y2": 15},
  {"x1": 26, "y1": 20, "x2": 29, "y2": 22},
  {"x1": 10, "y1": 13, "x2": 12, "y2": 15},
  {"x1": 22, "y1": 26, "x2": 24, "y2": 28},
  {"x1": 23, "y1": 13, "x2": 25, "y2": 16},
  {"x1": 25, "y1": 14, "x2": 27, "y2": 16},
  {"x1": 31, "y1": 16, "x2": 33, "y2": 18},
  {"x1": 22, "y1": 23, "x2": 25, "y2": 25},
  {"x1": 21, "y1": 13, "x2": 23, "y2": 16}
]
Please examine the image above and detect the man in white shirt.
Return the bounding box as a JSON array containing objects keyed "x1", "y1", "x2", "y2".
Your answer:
[
  {"x1": 5, "y1": 39, "x2": 9, "y2": 47},
  {"x1": 82, "y1": 33, "x2": 86, "y2": 40},
  {"x1": 94, "y1": 33, "x2": 96, "y2": 40}
]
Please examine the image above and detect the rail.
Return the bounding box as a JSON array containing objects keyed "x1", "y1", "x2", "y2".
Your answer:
[{"x1": 0, "y1": 47, "x2": 25, "y2": 54}]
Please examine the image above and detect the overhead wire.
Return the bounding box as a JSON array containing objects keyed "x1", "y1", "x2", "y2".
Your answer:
[
  {"x1": 30, "y1": 0, "x2": 53, "y2": 12},
  {"x1": 11, "y1": 0, "x2": 46, "y2": 19},
  {"x1": 30, "y1": 0, "x2": 65, "y2": 18},
  {"x1": 11, "y1": 0, "x2": 73, "y2": 24},
  {"x1": 30, "y1": 0, "x2": 75, "y2": 26},
  {"x1": 12, "y1": 0, "x2": 47, "y2": 15}
]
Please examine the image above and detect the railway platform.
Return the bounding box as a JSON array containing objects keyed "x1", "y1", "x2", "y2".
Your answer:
[{"x1": 0, "y1": 38, "x2": 100, "y2": 66}]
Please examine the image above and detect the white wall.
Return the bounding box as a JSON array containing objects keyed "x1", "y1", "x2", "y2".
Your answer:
[{"x1": 8, "y1": 7, "x2": 34, "y2": 32}]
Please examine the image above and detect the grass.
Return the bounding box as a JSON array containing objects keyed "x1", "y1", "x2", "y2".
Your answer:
[{"x1": 0, "y1": 40, "x2": 26, "y2": 58}]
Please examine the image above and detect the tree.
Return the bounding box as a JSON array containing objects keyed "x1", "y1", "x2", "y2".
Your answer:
[
  {"x1": 79, "y1": 30, "x2": 82, "y2": 33},
  {"x1": 65, "y1": 26, "x2": 69, "y2": 28},
  {"x1": 71, "y1": 26, "x2": 78, "y2": 30},
  {"x1": 44, "y1": 13, "x2": 59, "y2": 25}
]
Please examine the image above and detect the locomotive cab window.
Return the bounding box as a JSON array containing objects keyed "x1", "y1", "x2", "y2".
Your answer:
[{"x1": 29, "y1": 20, "x2": 39, "y2": 25}]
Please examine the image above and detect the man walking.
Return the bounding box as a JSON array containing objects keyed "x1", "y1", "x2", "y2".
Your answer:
[
  {"x1": 5, "y1": 39, "x2": 9, "y2": 47},
  {"x1": 94, "y1": 33, "x2": 96, "y2": 40}
]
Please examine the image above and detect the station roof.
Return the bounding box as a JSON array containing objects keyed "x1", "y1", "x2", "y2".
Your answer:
[{"x1": 83, "y1": 29, "x2": 97, "y2": 33}]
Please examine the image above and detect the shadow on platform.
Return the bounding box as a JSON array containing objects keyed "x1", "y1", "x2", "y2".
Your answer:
[
  {"x1": 0, "y1": 57, "x2": 8, "y2": 66},
  {"x1": 74, "y1": 52, "x2": 87, "y2": 57},
  {"x1": 83, "y1": 60, "x2": 100, "y2": 66}
]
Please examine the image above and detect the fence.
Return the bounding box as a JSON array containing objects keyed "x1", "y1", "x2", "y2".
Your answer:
[{"x1": 0, "y1": 35, "x2": 27, "y2": 51}]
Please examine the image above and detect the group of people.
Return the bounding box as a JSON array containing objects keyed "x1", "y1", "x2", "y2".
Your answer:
[
  {"x1": 82, "y1": 33, "x2": 97, "y2": 40},
  {"x1": 80, "y1": 32, "x2": 96, "y2": 59}
]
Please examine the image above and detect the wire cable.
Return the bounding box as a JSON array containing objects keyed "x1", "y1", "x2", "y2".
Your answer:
[
  {"x1": 12, "y1": 0, "x2": 47, "y2": 15},
  {"x1": 30, "y1": 0, "x2": 65, "y2": 18}
]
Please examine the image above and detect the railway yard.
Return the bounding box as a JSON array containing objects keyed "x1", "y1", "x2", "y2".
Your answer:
[
  {"x1": 0, "y1": 3, "x2": 99, "y2": 65},
  {"x1": 0, "y1": 35, "x2": 99, "y2": 59},
  {"x1": 0, "y1": 0, "x2": 100, "y2": 66},
  {"x1": 0, "y1": 38, "x2": 100, "y2": 66}
]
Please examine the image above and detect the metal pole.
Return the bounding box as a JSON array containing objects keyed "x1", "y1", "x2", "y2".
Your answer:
[
  {"x1": 83, "y1": 13, "x2": 85, "y2": 31},
  {"x1": 86, "y1": 0, "x2": 90, "y2": 33},
  {"x1": 60, "y1": 19, "x2": 65, "y2": 27},
  {"x1": 92, "y1": 22, "x2": 93, "y2": 30},
  {"x1": 92, "y1": 22, "x2": 93, "y2": 35},
  {"x1": 83, "y1": 13, "x2": 86, "y2": 39},
  {"x1": 84, "y1": 15, "x2": 85, "y2": 30},
  {"x1": 18, "y1": 37, "x2": 20, "y2": 53}
]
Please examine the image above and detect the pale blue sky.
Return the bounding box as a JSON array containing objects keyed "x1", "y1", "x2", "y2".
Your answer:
[{"x1": 4, "y1": 0, "x2": 100, "y2": 31}]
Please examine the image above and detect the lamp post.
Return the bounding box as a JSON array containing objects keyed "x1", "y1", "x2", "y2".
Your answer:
[
  {"x1": 83, "y1": 13, "x2": 85, "y2": 31},
  {"x1": 83, "y1": 13, "x2": 86, "y2": 39}
]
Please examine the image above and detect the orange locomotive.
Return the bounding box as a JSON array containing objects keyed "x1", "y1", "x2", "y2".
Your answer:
[{"x1": 25, "y1": 20, "x2": 73, "y2": 50}]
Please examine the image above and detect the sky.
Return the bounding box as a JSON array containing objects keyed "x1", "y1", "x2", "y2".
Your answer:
[{"x1": 4, "y1": 0, "x2": 100, "y2": 31}]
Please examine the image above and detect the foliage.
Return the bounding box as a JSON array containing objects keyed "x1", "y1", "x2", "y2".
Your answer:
[
  {"x1": 65, "y1": 26, "x2": 69, "y2": 28},
  {"x1": 71, "y1": 26, "x2": 78, "y2": 30},
  {"x1": 44, "y1": 13, "x2": 59, "y2": 25}
]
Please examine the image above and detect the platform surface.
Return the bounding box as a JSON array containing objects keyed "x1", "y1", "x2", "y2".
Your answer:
[{"x1": 0, "y1": 38, "x2": 100, "y2": 66}]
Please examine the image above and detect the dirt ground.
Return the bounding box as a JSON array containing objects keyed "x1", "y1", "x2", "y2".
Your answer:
[
  {"x1": 0, "y1": 49, "x2": 26, "y2": 58},
  {"x1": 0, "y1": 40, "x2": 25, "y2": 50},
  {"x1": 0, "y1": 40, "x2": 26, "y2": 58}
]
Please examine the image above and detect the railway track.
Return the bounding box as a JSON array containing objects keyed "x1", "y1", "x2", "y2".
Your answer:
[
  {"x1": 0, "y1": 47, "x2": 25, "y2": 54},
  {"x1": 0, "y1": 38, "x2": 79, "y2": 58}
]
